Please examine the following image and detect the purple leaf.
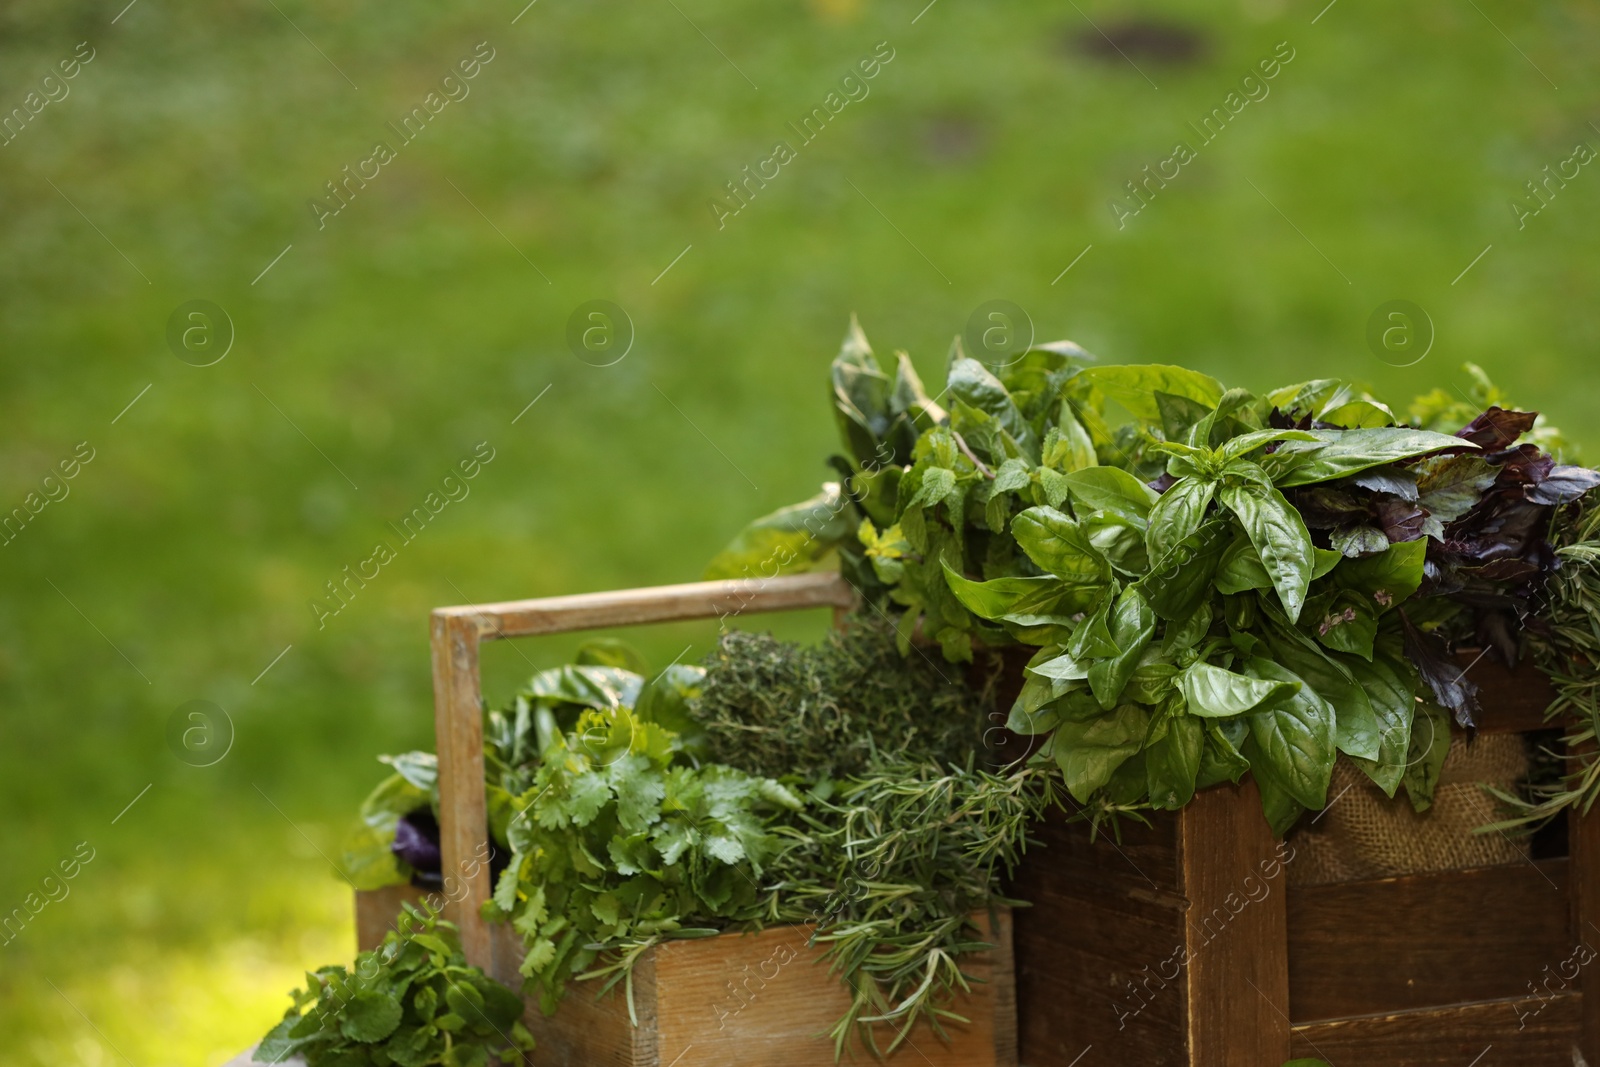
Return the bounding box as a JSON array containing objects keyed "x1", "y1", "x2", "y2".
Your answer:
[
  {"x1": 1456, "y1": 406, "x2": 1538, "y2": 450},
  {"x1": 1400, "y1": 611, "x2": 1479, "y2": 729},
  {"x1": 1374, "y1": 498, "x2": 1428, "y2": 542},
  {"x1": 1351, "y1": 466, "x2": 1420, "y2": 501},
  {"x1": 1528, "y1": 465, "x2": 1600, "y2": 506}
]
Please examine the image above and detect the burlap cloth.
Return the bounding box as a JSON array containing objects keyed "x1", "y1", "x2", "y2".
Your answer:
[{"x1": 1286, "y1": 733, "x2": 1529, "y2": 887}]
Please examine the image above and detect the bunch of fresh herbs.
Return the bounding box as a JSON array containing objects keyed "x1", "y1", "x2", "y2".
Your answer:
[
  {"x1": 257, "y1": 904, "x2": 534, "y2": 1067},
  {"x1": 1485, "y1": 498, "x2": 1600, "y2": 830},
  {"x1": 341, "y1": 621, "x2": 1044, "y2": 1054},
  {"x1": 691, "y1": 619, "x2": 990, "y2": 779},
  {"x1": 710, "y1": 320, "x2": 1600, "y2": 833}
]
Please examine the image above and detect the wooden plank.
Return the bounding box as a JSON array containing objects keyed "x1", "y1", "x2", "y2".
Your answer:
[
  {"x1": 430, "y1": 611, "x2": 494, "y2": 969},
  {"x1": 649, "y1": 909, "x2": 1014, "y2": 1067},
  {"x1": 1179, "y1": 779, "x2": 1291, "y2": 1067},
  {"x1": 433, "y1": 572, "x2": 857, "y2": 640},
  {"x1": 1288, "y1": 859, "x2": 1571, "y2": 1021},
  {"x1": 517, "y1": 942, "x2": 652, "y2": 1067},
  {"x1": 1290, "y1": 992, "x2": 1583, "y2": 1066},
  {"x1": 1016, "y1": 969, "x2": 1186, "y2": 1067},
  {"x1": 355, "y1": 884, "x2": 424, "y2": 952},
  {"x1": 1569, "y1": 740, "x2": 1600, "y2": 1065},
  {"x1": 1014, "y1": 807, "x2": 1183, "y2": 895},
  {"x1": 1011, "y1": 809, "x2": 1186, "y2": 1065},
  {"x1": 1457, "y1": 650, "x2": 1558, "y2": 734}
]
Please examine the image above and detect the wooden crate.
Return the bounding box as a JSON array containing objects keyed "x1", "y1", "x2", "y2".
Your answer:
[
  {"x1": 357, "y1": 886, "x2": 1015, "y2": 1066},
  {"x1": 1008, "y1": 654, "x2": 1600, "y2": 1067},
  {"x1": 416, "y1": 571, "x2": 1019, "y2": 1066}
]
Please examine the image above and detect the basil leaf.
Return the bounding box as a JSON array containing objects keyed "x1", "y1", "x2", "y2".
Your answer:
[
  {"x1": 1135, "y1": 519, "x2": 1230, "y2": 622},
  {"x1": 1028, "y1": 650, "x2": 1090, "y2": 684},
  {"x1": 1011, "y1": 506, "x2": 1112, "y2": 586},
  {"x1": 1335, "y1": 539, "x2": 1425, "y2": 613},
  {"x1": 1257, "y1": 620, "x2": 1381, "y2": 761},
  {"x1": 1082, "y1": 513, "x2": 1151, "y2": 577},
  {"x1": 1402, "y1": 699, "x2": 1453, "y2": 813},
  {"x1": 1254, "y1": 772, "x2": 1309, "y2": 837},
  {"x1": 1146, "y1": 476, "x2": 1217, "y2": 563},
  {"x1": 1180, "y1": 659, "x2": 1299, "y2": 718},
  {"x1": 1006, "y1": 698, "x2": 1060, "y2": 736},
  {"x1": 1330, "y1": 524, "x2": 1391, "y2": 558},
  {"x1": 1215, "y1": 428, "x2": 1320, "y2": 465},
  {"x1": 1163, "y1": 602, "x2": 1214, "y2": 655},
  {"x1": 1082, "y1": 365, "x2": 1225, "y2": 422},
  {"x1": 941, "y1": 564, "x2": 1100, "y2": 620},
  {"x1": 1322, "y1": 398, "x2": 1397, "y2": 428},
  {"x1": 1272, "y1": 427, "x2": 1473, "y2": 487},
  {"x1": 703, "y1": 484, "x2": 849, "y2": 580},
  {"x1": 1146, "y1": 711, "x2": 1204, "y2": 810},
  {"x1": 1220, "y1": 483, "x2": 1315, "y2": 622},
  {"x1": 1241, "y1": 657, "x2": 1336, "y2": 809},
  {"x1": 1062, "y1": 465, "x2": 1159, "y2": 524},
  {"x1": 1044, "y1": 407, "x2": 1097, "y2": 472},
  {"x1": 1307, "y1": 591, "x2": 1377, "y2": 660},
  {"x1": 1087, "y1": 589, "x2": 1156, "y2": 709},
  {"x1": 1155, "y1": 390, "x2": 1216, "y2": 443},
  {"x1": 1266, "y1": 377, "x2": 1345, "y2": 417},
  {"x1": 1050, "y1": 702, "x2": 1150, "y2": 802},
  {"x1": 1413, "y1": 454, "x2": 1500, "y2": 526},
  {"x1": 1195, "y1": 720, "x2": 1251, "y2": 790},
  {"x1": 1067, "y1": 588, "x2": 1119, "y2": 659},
  {"x1": 830, "y1": 317, "x2": 893, "y2": 467},
  {"x1": 1345, "y1": 646, "x2": 1415, "y2": 797},
  {"x1": 947, "y1": 356, "x2": 1036, "y2": 453},
  {"x1": 888, "y1": 350, "x2": 947, "y2": 432}
]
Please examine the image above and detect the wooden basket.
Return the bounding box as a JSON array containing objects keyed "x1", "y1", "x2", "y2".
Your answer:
[
  {"x1": 379, "y1": 570, "x2": 1018, "y2": 1066},
  {"x1": 356, "y1": 886, "x2": 1013, "y2": 1067},
  {"x1": 1008, "y1": 655, "x2": 1600, "y2": 1067}
]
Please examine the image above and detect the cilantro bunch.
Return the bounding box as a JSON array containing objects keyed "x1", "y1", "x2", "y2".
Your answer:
[
  {"x1": 484, "y1": 699, "x2": 804, "y2": 1016},
  {"x1": 258, "y1": 904, "x2": 533, "y2": 1067}
]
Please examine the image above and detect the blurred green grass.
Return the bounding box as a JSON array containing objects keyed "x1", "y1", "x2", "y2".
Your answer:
[{"x1": 1, "y1": 0, "x2": 1597, "y2": 1061}]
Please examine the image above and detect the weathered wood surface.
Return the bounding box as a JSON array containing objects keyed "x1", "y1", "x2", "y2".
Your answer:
[
  {"x1": 1290, "y1": 992, "x2": 1583, "y2": 1065},
  {"x1": 1570, "y1": 742, "x2": 1600, "y2": 1065},
  {"x1": 432, "y1": 571, "x2": 857, "y2": 638},
  {"x1": 357, "y1": 891, "x2": 1013, "y2": 1066},
  {"x1": 1455, "y1": 648, "x2": 1559, "y2": 734},
  {"x1": 1009, "y1": 806, "x2": 1188, "y2": 1066},
  {"x1": 1287, "y1": 859, "x2": 1571, "y2": 1020},
  {"x1": 430, "y1": 610, "x2": 493, "y2": 968},
  {"x1": 429, "y1": 572, "x2": 857, "y2": 970},
  {"x1": 1179, "y1": 779, "x2": 1291, "y2": 1067}
]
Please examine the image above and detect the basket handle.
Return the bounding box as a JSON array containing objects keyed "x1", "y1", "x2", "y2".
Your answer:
[{"x1": 429, "y1": 571, "x2": 858, "y2": 968}]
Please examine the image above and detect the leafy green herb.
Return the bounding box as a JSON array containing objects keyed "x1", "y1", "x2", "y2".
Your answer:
[
  {"x1": 258, "y1": 904, "x2": 534, "y2": 1067},
  {"x1": 714, "y1": 320, "x2": 1600, "y2": 834}
]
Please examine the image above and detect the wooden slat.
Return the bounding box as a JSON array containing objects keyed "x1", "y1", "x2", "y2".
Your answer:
[
  {"x1": 1010, "y1": 810, "x2": 1187, "y2": 1065},
  {"x1": 1179, "y1": 779, "x2": 1291, "y2": 1067},
  {"x1": 431, "y1": 611, "x2": 494, "y2": 969},
  {"x1": 1570, "y1": 741, "x2": 1600, "y2": 1064},
  {"x1": 1457, "y1": 649, "x2": 1559, "y2": 734},
  {"x1": 355, "y1": 883, "x2": 425, "y2": 952},
  {"x1": 1016, "y1": 969, "x2": 1186, "y2": 1067},
  {"x1": 650, "y1": 909, "x2": 1014, "y2": 1067},
  {"x1": 428, "y1": 573, "x2": 859, "y2": 973},
  {"x1": 1290, "y1": 992, "x2": 1583, "y2": 1066},
  {"x1": 1287, "y1": 859, "x2": 1570, "y2": 1021},
  {"x1": 433, "y1": 571, "x2": 857, "y2": 640}
]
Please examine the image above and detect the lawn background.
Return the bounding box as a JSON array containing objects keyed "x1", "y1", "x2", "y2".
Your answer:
[{"x1": 2, "y1": 0, "x2": 1597, "y2": 1061}]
